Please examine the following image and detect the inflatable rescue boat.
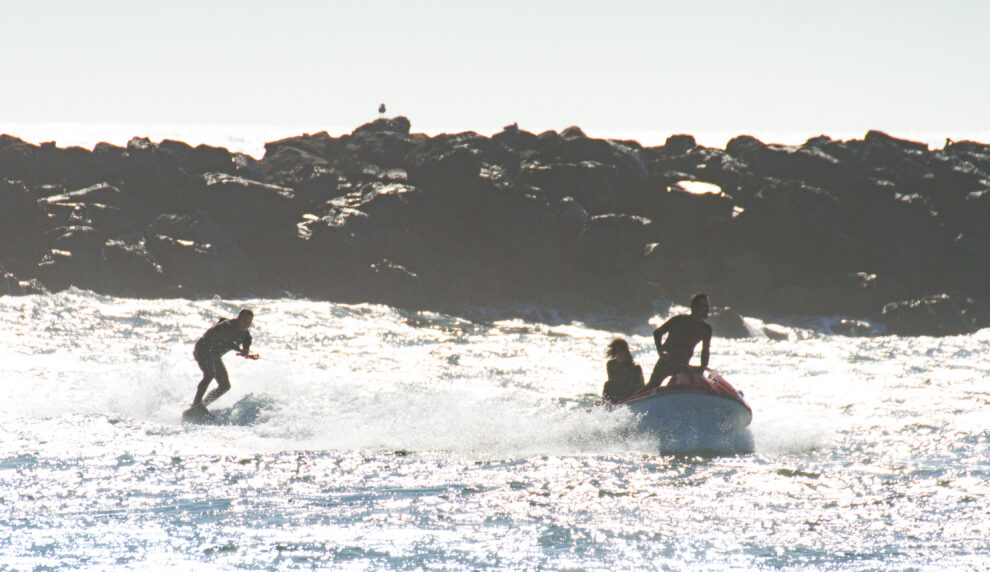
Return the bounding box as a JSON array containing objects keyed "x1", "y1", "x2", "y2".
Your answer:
[{"x1": 618, "y1": 369, "x2": 754, "y2": 452}]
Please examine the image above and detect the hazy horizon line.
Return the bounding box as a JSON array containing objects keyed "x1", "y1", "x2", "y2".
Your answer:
[{"x1": 3, "y1": 119, "x2": 986, "y2": 158}]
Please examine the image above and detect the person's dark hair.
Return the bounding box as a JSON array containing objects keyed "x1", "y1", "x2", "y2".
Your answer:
[
  {"x1": 690, "y1": 293, "x2": 708, "y2": 310},
  {"x1": 606, "y1": 338, "x2": 630, "y2": 360},
  {"x1": 238, "y1": 309, "x2": 254, "y2": 320}
]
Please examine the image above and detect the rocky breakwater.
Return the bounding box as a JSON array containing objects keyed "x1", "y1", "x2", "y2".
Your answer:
[{"x1": 1, "y1": 120, "x2": 988, "y2": 336}]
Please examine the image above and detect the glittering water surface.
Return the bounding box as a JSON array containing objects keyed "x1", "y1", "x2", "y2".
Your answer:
[{"x1": 1, "y1": 290, "x2": 988, "y2": 570}]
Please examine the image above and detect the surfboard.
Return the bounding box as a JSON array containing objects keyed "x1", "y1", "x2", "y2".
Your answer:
[{"x1": 181, "y1": 403, "x2": 213, "y2": 424}]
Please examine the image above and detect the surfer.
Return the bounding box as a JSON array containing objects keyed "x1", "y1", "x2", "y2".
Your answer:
[
  {"x1": 189, "y1": 309, "x2": 258, "y2": 410},
  {"x1": 645, "y1": 293, "x2": 712, "y2": 390},
  {"x1": 602, "y1": 338, "x2": 645, "y2": 403}
]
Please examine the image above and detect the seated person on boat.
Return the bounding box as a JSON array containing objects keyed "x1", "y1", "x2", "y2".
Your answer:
[{"x1": 602, "y1": 338, "x2": 645, "y2": 403}]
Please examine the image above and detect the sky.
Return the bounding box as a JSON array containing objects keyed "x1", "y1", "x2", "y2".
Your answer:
[{"x1": 2, "y1": 0, "x2": 989, "y2": 147}]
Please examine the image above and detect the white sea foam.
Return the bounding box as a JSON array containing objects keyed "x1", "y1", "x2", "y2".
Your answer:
[{"x1": 1, "y1": 290, "x2": 988, "y2": 569}]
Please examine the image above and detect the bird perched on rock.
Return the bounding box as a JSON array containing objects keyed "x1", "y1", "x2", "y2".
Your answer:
[{"x1": 378, "y1": 103, "x2": 386, "y2": 116}]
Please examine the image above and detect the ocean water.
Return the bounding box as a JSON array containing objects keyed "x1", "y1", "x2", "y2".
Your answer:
[{"x1": 1, "y1": 290, "x2": 988, "y2": 570}]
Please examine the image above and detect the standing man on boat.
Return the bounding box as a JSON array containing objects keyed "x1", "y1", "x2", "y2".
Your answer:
[
  {"x1": 189, "y1": 309, "x2": 258, "y2": 411},
  {"x1": 645, "y1": 293, "x2": 712, "y2": 389}
]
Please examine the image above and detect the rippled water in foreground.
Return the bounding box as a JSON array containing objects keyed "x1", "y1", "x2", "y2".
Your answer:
[{"x1": 1, "y1": 290, "x2": 988, "y2": 570}]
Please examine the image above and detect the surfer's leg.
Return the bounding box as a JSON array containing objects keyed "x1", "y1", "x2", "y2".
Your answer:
[
  {"x1": 203, "y1": 360, "x2": 230, "y2": 406},
  {"x1": 192, "y1": 356, "x2": 215, "y2": 406}
]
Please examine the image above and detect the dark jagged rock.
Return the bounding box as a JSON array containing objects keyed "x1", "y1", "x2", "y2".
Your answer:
[
  {"x1": 40, "y1": 183, "x2": 144, "y2": 240},
  {"x1": 339, "y1": 129, "x2": 421, "y2": 184},
  {"x1": 575, "y1": 214, "x2": 652, "y2": 310},
  {"x1": 662, "y1": 134, "x2": 697, "y2": 156},
  {"x1": 692, "y1": 149, "x2": 752, "y2": 200},
  {"x1": 726, "y1": 135, "x2": 848, "y2": 190},
  {"x1": 535, "y1": 130, "x2": 563, "y2": 157},
  {"x1": 264, "y1": 131, "x2": 335, "y2": 160},
  {"x1": 89, "y1": 142, "x2": 127, "y2": 184},
  {"x1": 259, "y1": 141, "x2": 332, "y2": 193},
  {"x1": 36, "y1": 225, "x2": 112, "y2": 292},
  {"x1": 144, "y1": 213, "x2": 260, "y2": 297},
  {"x1": 641, "y1": 242, "x2": 669, "y2": 289},
  {"x1": 367, "y1": 259, "x2": 423, "y2": 308},
  {"x1": 0, "y1": 135, "x2": 40, "y2": 184},
  {"x1": 827, "y1": 272, "x2": 906, "y2": 318},
  {"x1": 293, "y1": 208, "x2": 369, "y2": 301},
  {"x1": 103, "y1": 238, "x2": 167, "y2": 297},
  {"x1": 558, "y1": 196, "x2": 590, "y2": 231},
  {"x1": 294, "y1": 180, "x2": 441, "y2": 302},
  {"x1": 518, "y1": 160, "x2": 619, "y2": 215},
  {"x1": 404, "y1": 131, "x2": 518, "y2": 191},
  {"x1": 353, "y1": 116, "x2": 412, "y2": 136},
  {"x1": 158, "y1": 140, "x2": 238, "y2": 177},
  {"x1": 728, "y1": 179, "x2": 854, "y2": 313},
  {"x1": 944, "y1": 139, "x2": 990, "y2": 174},
  {"x1": 709, "y1": 307, "x2": 751, "y2": 338},
  {"x1": 38, "y1": 144, "x2": 108, "y2": 189},
  {"x1": 198, "y1": 173, "x2": 301, "y2": 282},
  {"x1": 880, "y1": 294, "x2": 990, "y2": 336},
  {"x1": 560, "y1": 126, "x2": 587, "y2": 140},
  {"x1": 864, "y1": 130, "x2": 929, "y2": 154},
  {"x1": 42, "y1": 181, "x2": 126, "y2": 206},
  {"x1": 65, "y1": 203, "x2": 128, "y2": 241},
  {"x1": 3, "y1": 121, "x2": 989, "y2": 335},
  {"x1": 481, "y1": 189, "x2": 569, "y2": 300},
  {"x1": 861, "y1": 188, "x2": 952, "y2": 299},
  {"x1": 326, "y1": 183, "x2": 436, "y2": 275},
  {"x1": 944, "y1": 189, "x2": 990, "y2": 295},
  {"x1": 634, "y1": 181, "x2": 736, "y2": 302},
  {"x1": 765, "y1": 284, "x2": 831, "y2": 316},
  {"x1": 0, "y1": 263, "x2": 48, "y2": 296},
  {"x1": 0, "y1": 179, "x2": 53, "y2": 277},
  {"x1": 557, "y1": 137, "x2": 648, "y2": 193},
  {"x1": 1, "y1": 273, "x2": 47, "y2": 296},
  {"x1": 493, "y1": 125, "x2": 541, "y2": 154},
  {"x1": 119, "y1": 137, "x2": 201, "y2": 216}
]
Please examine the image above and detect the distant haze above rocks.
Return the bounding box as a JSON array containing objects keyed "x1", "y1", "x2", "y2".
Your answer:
[{"x1": 2, "y1": 118, "x2": 988, "y2": 337}]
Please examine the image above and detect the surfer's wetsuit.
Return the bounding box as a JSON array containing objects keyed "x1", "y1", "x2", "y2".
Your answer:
[
  {"x1": 602, "y1": 359, "x2": 645, "y2": 403},
  {"x1": 647, "y1": 314, "x2": 711, "y2": 388},
  {"x1": 192, "y1": 318, "x2": 252, "y2": 407}
]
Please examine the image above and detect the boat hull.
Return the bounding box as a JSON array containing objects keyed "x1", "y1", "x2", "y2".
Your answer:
[{"x1": 619, "y1": 370, "x2": 753, "y2": 453}]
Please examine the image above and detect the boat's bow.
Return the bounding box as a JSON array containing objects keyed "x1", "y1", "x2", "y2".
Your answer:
[{"x1": 617, "y1": 370, "x2": 753, "y2": 451}]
